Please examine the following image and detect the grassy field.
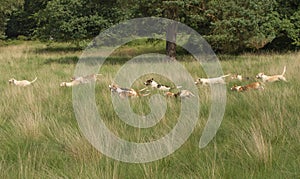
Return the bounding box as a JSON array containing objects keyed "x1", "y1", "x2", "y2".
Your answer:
[{"x1": 0, "y1": 41, "x2": 299, "y2": 178}]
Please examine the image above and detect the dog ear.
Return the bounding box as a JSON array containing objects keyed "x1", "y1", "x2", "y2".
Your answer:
[
  {"x1": 230, "y1": 85, "x2": 236, "y2": 91},
  {"x1": 174, "y1": 92, "x2": 179, "y2": 98}
]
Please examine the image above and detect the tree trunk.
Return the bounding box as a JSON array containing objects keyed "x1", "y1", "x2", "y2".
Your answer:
[
  {"x1": 165, "y1": 5, "x2": 178, "y2": 60},
  {"x1": 166, "y1": 22, "x2": 177, "y2": 60}
]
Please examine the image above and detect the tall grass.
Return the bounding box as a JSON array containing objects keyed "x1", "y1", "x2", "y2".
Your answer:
[{"x1": 0, "y1": 41, "x2": 299, "y2": 178}]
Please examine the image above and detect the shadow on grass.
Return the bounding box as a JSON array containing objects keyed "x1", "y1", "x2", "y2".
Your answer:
[
  {"x1": 43, "y1": 56, "x2": 131, "y2": 65},
  {"x1": 41, "y1": 45, "x2": 198, "y2": 65},
  {"x1": 44, "y1": 56, "x2": 79, "y2": 64},
  {"x1": 43, "y1": 54, "x2": 197, "y2": 66},
  {"x1": 35, "y1": 46, "x2": 83, "y2": 54}
]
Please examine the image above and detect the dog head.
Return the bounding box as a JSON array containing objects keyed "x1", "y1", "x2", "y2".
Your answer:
[
  {"x1": 231, "y1": 85, "x2": 243, "y2": 92},
  {"x1": 256, "y1": 72, "x2": 264, "y2": 79},
  {"x1": 70, "y1": 77, "x2": 76, "y2": 81},
  {"x1": 144, "y1": 78, "x2": 154, "y2": 86},
  {"x1": 60, "y1": 82, "x2": 67, "y2": 87},
  {"x1": 165, "y1": 91, "x2": 181, "y2": 98},
  {"x1": 230, "y1": 85, "x2": 237, "y2": 91},
  {"x1": 8, "y1": 78, "x2": 16, "y2": 84},
  {"x1": 231, "y1": 74, "x2": 242, "y2": 81},
  {"x1": 194, "y1": 78, "x2": 203, "y2": 85},
  {"x1": 109, "y1": 84, "x2": 119, "y2": 92},
  {"x1": 165, "y1": 92, "x2": 175, "y2": 97}
]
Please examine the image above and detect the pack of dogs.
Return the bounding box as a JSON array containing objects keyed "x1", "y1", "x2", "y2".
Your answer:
[
  {"x1": 8, "y1": 66, "x2": 287, "y2": 97},
  {"x1": 231, "y1": 66, "x2": 287, "y2": 92}
]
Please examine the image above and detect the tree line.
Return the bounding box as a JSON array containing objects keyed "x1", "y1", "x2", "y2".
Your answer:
[{"x1": 1, "y1": 0, "x2": 299, "y2": 53}]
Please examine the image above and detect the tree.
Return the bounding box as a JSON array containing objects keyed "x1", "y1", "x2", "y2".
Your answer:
[
  {"x1": 164, "y1": 1, "x2": 181, "y2": 59},
  {"x1": 129, "y1": 0, "x2": 297, "y2": 54},
  {"x1": 272, "y1": 0, "x2": 300, "y2": 48},
  {"x1": 129, "y1": 0, "x2": 206, "y2": 59},
  {"x1": 2, "y1": 0, "x2": 299, "y2": 53},
  {"x1": 34, "y1": 0, "x2": 126, "y2": 46},
  {"x1": 5, "y1": 0, "x2": 50, "y2": 38},
  {"x1": 202, "y1": 0, "x2": 281, "y2": 53},
  {"x1": 0, "y1": 0, "x2": 23, "y2": 39}
]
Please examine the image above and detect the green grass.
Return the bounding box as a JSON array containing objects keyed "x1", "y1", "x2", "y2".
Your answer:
[{"x1": 0, "y1": 41, "x2": 299, "y2": 178}]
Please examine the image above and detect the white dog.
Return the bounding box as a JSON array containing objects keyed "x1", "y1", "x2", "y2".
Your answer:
[
  {"x1": 60, "y1": 74, "x2": 102, "y2": 87},
  {"x1": 71, "y1": 74, "x2": 102, "y2": 83},
  {"x1": 256, "y1": 66, "x2": 287, "y2": 82},
  {"x1": 195, "y1": 74, "x2": 230, "y2": 85},
  {"x1": 60, "y1": 80, "x2": 82, "y2": 87},
  {"x1": 8, "y1": 77, "x2": 37, "y2": 87}
]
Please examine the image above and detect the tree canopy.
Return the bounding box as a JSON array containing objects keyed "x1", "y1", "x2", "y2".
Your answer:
[{"x1": 1, "y1": 0, "x2": 299, "y2": 53}]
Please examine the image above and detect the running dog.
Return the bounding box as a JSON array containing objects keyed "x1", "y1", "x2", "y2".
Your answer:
[
  {"x1": 195, "y1": 74, "x2": 230, "y2": 85},
  {"x1": 8, "y1": 77, "x2": 37, "y2": 87},
  {"x1": 60, "y1": 80, "x2": 81, "y2": 87},
  {"x1": 71, "y1": 74, "x2": 102, "y2": 83},
  {"x1": 165, "y1": 90, "x2": 195, "y2": 98},
  {"x1": 256, "y1": 66, "x2": 287, "y2": 82},
  {"x1": 230, "y1": 85, "x2": 244, "y2": 92},
  {"x1": 231, "y1": 82, "x2": 264, "y2": 92},
  {"x1": 144, "y1": 78, "x2": 178, "y2": 91},
  {"x1": 60, "y1": 74, "x2": 102, "y2": 87},
  {"x1": 109, "y1": 84, "x2": 149, "y2": 98}
]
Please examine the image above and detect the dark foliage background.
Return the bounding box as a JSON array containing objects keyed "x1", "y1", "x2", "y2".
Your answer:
[{"x1": 1, "y1": 0, "x2": 299, "y2": 53}]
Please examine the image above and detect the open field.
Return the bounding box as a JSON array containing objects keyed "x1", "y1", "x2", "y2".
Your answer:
[{"x1": 0, "y1": 41, "x2": 299, "y2": 178}]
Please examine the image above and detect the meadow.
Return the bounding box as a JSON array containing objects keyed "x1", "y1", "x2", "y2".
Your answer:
[{"x1": 0, "y1": 41, "x2": 299, "y2": 178}]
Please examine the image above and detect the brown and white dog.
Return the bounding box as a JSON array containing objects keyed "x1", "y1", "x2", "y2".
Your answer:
[
  {"x1": 109, "y1": 84, "x2": 149, "y2": 98},
  {"x1": 165, "y1": 90, "x2": 195, "y2": 98},
  {"x1": 195, "y1": 74, "x2": 230, "y2": 85},
  {"x1": 231, "y1": 82, "x2": 264, "y2": 92},
  {"x1": 144, "y1": 78, "x2": 182, "y2": 91},
  {"x1": 256, "y1": 66, "x2": 287, "y2": 82},
  {"x1": 8, "y1": 77, "x2": 37, "y2": 87},
  {"x1": 230, "y1": 85, "x2": 244, "y2": 92}
]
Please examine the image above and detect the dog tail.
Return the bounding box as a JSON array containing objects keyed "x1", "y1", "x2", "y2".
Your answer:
[
  {"x1": 190, "y1": 92, "x2": 195, "y2": 97},
  {"x1": 96, "y1": 74, "x2": 103, "y2": 78},
  {"x1": 221, "y1": 74, "x2": 231, "y2": 78},
  {"x1": 138, "y1": 87, "x2": 149, "y2": 92},
  {"x1": 137, "y1": 87, "x2": 150, "y2": 97},
  {"x1": 30, "y1": 77, "x2": 37, "y2": 84},
  {"x1": 281, "y1": 66, "x2": 286, "y2": 76},
  {"x1": 140, "y1": 93, "x2": 151, "y2": 97},
  {"x1": 95, "y1": 74, "x2": 103, "y2": 81}
]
